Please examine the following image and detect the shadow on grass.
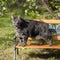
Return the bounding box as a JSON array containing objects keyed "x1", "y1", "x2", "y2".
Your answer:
[{"x1": 29, "y1": 49, "x2": 60, "y2": 59}]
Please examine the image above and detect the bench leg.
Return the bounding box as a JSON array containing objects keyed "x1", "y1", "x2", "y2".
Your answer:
[
  {"x1": 16, "y1": 48, "x2": 19, "y2": 55},
  {"x1": 14, "y1": 47, "x2": 16, "y2": 60}
]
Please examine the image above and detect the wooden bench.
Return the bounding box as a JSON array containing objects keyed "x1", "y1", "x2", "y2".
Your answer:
[{"x1": 14, "y1": 19, "x2": 60, "y2": 60}]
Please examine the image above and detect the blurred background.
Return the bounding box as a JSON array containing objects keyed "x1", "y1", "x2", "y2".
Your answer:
[{"x1": 0, "y1": 0, "x2": 60, "y2": 19}]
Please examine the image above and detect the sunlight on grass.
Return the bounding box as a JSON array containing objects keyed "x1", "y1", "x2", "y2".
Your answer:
[
  {"x1": 0, "y1": 17, "x2": 15, "y2": 48},
  {"x1": 0, "y1": 27, "x2": 15, "y2": 48}
]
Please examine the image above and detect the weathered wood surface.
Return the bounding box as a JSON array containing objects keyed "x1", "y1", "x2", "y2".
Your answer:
[
  {"x1": 34, "y1": 19, "x2": 60, "y2": 24},
  {"x1": 28, "y1": 36, "x2": 60, "y2": 40},
  {"x1": 16, "y1": 44, "x2": 60, "y2": 49}
]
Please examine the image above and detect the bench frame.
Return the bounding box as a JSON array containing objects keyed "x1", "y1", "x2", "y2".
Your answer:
[{"x1": 14, "y1": 19, "x2": 60, "y2": 60}]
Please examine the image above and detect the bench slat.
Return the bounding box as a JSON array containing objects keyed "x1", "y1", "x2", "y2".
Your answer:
[
  {"x1": 16, "y1": 44, "x2": 60, "y2": 49},
  {"x1": 53, "y1": 36, "x2": 60, "y2": 40},
  {"x1": 35, "y1": 19, "x2": 60, "y2": 24},
  {"x1": 28, "y1": 36, "x2": 60, "y2": 40}
]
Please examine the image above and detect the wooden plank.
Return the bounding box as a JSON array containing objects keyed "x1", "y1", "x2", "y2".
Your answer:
[
  {"x1": 34, "y1": 19, "x2": 60, "y2": 24},
  {"x1": 28, "y1": 36, "x2": 60, "y2": 40},
  {"x1": 16, "y1": 36, "x2": 60, "y2": 49},
  {"x1": 53, "y1": 36, "x2": 60, "y2": 40},
  {"x1": 16, "y1": 44, "x2": 60, "y2": 49}
]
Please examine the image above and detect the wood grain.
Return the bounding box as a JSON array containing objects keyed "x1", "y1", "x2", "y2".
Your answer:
[
  {"x1": 28, "y1": 36, "x2": 60, "y2": 40},
  {"x1": 34, "y1": 19, "x2": 60, "y2": 24},
  {"x1": 16, "y1": 44, "x2": 60, "y2": 49}
]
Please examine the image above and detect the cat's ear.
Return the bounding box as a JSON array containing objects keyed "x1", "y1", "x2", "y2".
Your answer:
[{"x1": 17, "y1": 15, "x2": 20, "y2": 20}]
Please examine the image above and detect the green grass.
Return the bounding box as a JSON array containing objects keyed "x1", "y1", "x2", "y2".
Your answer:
[
  {"x1": 0, "y1": 18, "x2": 15, "y2": 46},
  {"x1": 0, "y1": 17, "x2": 60, "y2": 60}
]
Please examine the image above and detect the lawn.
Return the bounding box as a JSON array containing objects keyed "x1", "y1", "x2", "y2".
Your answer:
[{"x1": 0, "y1": 17, "x2": 60, "y2": 60}]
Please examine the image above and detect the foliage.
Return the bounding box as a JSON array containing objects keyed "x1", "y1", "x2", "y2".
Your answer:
[{"x1": 0, "y1": 0, "x2": 60, "y2": 19}]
